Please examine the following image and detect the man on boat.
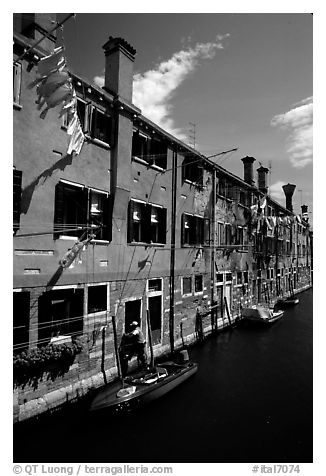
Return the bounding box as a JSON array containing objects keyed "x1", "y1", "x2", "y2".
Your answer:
[{"x1": 119, "y1": 321, "x2": 148, "y2": 376}]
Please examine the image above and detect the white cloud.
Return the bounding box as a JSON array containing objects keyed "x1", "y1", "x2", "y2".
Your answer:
[
  {"x1": 93, "y1": 34, "x2": 230, "y2": 140},
  {"x1": 269, "y1": 181, "x2": 287, "y2": 201},
  {"x1": 271, "y1": 97, "x2": 313, "y2": 168}
]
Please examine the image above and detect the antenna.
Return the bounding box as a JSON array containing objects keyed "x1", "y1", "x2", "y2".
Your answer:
[
  {"x1": 188, "y1": 122, "x2": 196, "y2": 150},
  {"x1": 298, "y1": 189, "x2": 303, "y2": 205}
]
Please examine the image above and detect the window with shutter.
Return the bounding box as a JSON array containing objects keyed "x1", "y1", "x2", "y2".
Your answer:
[
  {"x1": 182, "y1": 155, "x2": 203, "y2": 185},
  {"x1": 13, "y1": 291, "x2": 30, "y2": 353},
  {"x1": 13, "y1": 169, "x2": 22, "y2": 234},
  {"x1": 38, "y1": 288, "x2": 84, "y2": 345},
  {"x1": 182, "y1": 276, "x2": 192, "y2": 295},
  {"x1": 91, "y1": 107, "x2": 112, "y2": 145},
  {"x1": 54, "y1": 181, "x2": 111, "y2": 241},
  {"x1": 128, "y1": 200, "x2": 166, "y2": 244},
  {"x1": 13, "y1": 62, "x2": 22, "y2": 105}
]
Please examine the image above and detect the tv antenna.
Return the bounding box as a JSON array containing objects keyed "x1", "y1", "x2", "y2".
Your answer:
[{"x1": 188, "y1": 122, "x2": 196, "y2": 150}]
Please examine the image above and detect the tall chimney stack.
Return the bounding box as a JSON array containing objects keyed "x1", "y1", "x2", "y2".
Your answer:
[
  {"x1": 102, "y1": 36, "x2": 136, "y2": 102},
  {"x1": 257, "y1": 166, "x2": 269, "y2": 194},
  {"x1": 241, "y1": 156, "x2": 256, "y2": 185},
  {"x1": 282, "y1": 183, "x2": 296, "y2": 212}
]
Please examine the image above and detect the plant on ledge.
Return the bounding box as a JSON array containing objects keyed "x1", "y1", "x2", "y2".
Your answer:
[{"x1": 13, "y1": 339, "x2": 83, "y2": 389}]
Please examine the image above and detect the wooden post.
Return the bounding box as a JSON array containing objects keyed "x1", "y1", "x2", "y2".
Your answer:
[
  {"x1": 146, "y1": 310, "x2": 154, "y2": 367},
  {"x1": 111, "y1": 315, "x2": 122, "y2": 381}
]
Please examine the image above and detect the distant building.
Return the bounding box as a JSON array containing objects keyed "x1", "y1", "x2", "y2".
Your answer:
[{"x1": 13, "y1": 13, "x2": 312, "y2": 422}]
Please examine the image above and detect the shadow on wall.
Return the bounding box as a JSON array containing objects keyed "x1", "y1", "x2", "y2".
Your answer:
[{"x1": 21, "y1": 153, "x2": 75, "y2": 214}]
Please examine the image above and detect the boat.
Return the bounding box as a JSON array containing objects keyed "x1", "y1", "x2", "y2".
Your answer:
[
  {"x1": 241, "y1": 305, "x2": 284, "y2": 324},
  {"x1": 276, "y1": 296, "x2": 299, "y2": 307},
  {"x1": 90, "y1": 358, "x2": 198, "y2": 413}
]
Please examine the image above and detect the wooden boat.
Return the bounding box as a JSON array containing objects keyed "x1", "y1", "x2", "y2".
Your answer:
[
  {"x1": 241, "y1": 305, "x2": 284, "y2": 324},
  {"x1": 90, "y1": 359, "x2": 198, "y2": 413}
]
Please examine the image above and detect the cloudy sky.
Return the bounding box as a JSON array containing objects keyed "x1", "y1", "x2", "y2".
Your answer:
[{"x1": 59, "y1": 12, "x2": 313, "y2": 220}]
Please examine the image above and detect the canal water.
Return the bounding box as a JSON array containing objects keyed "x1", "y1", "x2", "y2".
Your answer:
[{"x1": 13, "y1": 289, "x2": 313, "y2": 464}]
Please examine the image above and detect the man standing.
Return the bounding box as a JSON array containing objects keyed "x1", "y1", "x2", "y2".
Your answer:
[{"x1": 119, "y1": 321, "x2": 148, "y2": 376}]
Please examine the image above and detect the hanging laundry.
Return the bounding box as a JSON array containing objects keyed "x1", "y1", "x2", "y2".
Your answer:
[
  {"x1": 37, "y1": 46, "x2": 66, "y2": 77},
  {"x1": 265, "y1": 216, "x2": 272, "y2": 230},
  {"x1": 259, "y1": 196, "x2": 267, "y2": 209},
  {"x1": 29, "y1": 45, "x2": 84, "y2": 156},
  {"x1": 67, "y1": 113, "x2": 84, "y2": 155}
]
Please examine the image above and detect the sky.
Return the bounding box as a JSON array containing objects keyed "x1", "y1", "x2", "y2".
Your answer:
[{"x1": 57, "y1": 12, "x2": 313, "y2": 222}]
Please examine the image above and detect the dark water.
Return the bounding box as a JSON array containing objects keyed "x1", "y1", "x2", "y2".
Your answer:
[{"x1": 14, "y1": 289, "x2": 313, "y2": 463}]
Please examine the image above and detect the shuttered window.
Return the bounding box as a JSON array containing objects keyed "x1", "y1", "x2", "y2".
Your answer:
[
  {"x1": 132, "y1": 130, "x2": 167, "y2": 169},
  {"x1": 13, "y1": 62, "x2": 22, "y2": 104},
  {"x1": 181, "y1": 213, "x2": 207, "y2": 246},
  {"x1": 182, "y1": 156, "x2": 203, "y2": 186},
  {"x1": 128, "y1": 200, "x2": 167, "y2": 244},
  {"x1": 54, "y1": 181, "x2": 112, "y2": 241},
  {"x1": 13, "y1": 169, "x2": 22, "y2": 233},
  {"x1": 13, "y1": 291, "x2": 30, "y2": 353},
  {"x1": 90, "y1": 107, "x2": 112, "y2": 145},
  {"x1": 38, "y1": 288, "x2": 84, "y2": 345}
]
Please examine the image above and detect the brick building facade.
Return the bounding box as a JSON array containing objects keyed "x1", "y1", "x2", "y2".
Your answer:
[{"x1": 13, "y1": 14, "x2": 312, "y2": 422}]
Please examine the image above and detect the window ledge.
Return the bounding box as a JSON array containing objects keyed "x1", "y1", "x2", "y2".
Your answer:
[
  {"x1": 91, "y1": 239, "x2": 110, "y2": 245},
  {"x1": 13, "y1": 102, "x2": 22, "y2": 111},
  {"x1": 132, "y1": 156, "x2": 166, "y2": 172},
  {"x1": 85, "y1": 135, "x2": 111, "y2": 150},
  {"x1": 183, "y1": 179, "x2": 204, "y2": 189},
  {"x1": 128, "y1": 241, "x2": 166, "y2": 247}
]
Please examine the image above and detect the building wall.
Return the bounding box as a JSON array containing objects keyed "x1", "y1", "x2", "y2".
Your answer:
[{"x1": 13, "y1": 15, "x2": 312, "y2": 423}]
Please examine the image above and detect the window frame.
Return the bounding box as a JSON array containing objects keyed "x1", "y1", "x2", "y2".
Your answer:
[
  {"x1": 87, "y1": 282, "x2": 110, "y2": 316},
  {"x1": 54, "y1": 180, "x2": 111, "y2": 242},
  {"x1": 181, "y1": 276, "x2": 193, "y2": 297},
  {"x1": 128, "y1": 199, "x2": 167, "y2": 245},
  {"x1": 38, "y1": 286, "x2": 84, "y2": 346},
  {"x1": 194, "y1": 274, "x2": 204, "y2": 295},
  {"x1": 181, "y1": 155, "x2": 203, "y2": 186},
  {"x1": 181, "y1": 213, "x2": 206, "y2": 247},
  {"x1": 89, "y1": 105, "x2": 112, "y2": 146},
  {"x1": 132, "y1": 129, "x2": 167, "y2": 170}
]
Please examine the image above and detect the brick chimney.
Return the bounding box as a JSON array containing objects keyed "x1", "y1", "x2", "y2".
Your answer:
[
  {"x1": 102, "y1": 36, "x2": 136, "y2": 102},
  {"x1": 257, "y1": 166, "x2": 269, "y2": 194},
  {"x1": 301, "y1": 204, "x2": 309, "y2": 220},
  {"x1": 241, "y1": 156, "x2": 256, "y2": 185},
  {"x1": 282, "y1": 183, "x2": 296, "y2": 212}
]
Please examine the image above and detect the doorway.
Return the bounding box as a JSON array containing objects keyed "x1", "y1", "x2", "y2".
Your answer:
[
  {"x1": 148, "y1": 295, "x2": 162, "y2": 345},
  {"x1": 125, "y1": 299, "x2": 142, "y2": 333}
]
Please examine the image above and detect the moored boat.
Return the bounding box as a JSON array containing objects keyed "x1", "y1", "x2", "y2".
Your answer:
[
  {"x1": 90, "y1": 359, "x2": 198, "y2": 413},
  {"x1": 241, "y1": 305, "x2": 284, "y2": 324},
  {"x1": 276, "y1": 296, "x2": 299, "y2": 307}
]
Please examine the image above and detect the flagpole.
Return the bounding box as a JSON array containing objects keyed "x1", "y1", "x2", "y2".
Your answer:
[{"x1": 14, "y1": 13, "x2": 75, "y2": 65}]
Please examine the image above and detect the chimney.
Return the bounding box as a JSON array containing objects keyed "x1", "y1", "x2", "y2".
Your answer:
[
  {"x1": 301, "y1": 204, "x2": 309, "y2": 220},
  {"x1": 241, "y1": 156, "x2": 256, "y2": 185},
  {"x1": 257, "y1": 166, "x2": 269, "y2": 194},
  {"x1": 282, "y1": 183, "x2": 296, "y2": 212},
  {"x1": 102, "y1": 36, "x2": 136, "y2": 102}
]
